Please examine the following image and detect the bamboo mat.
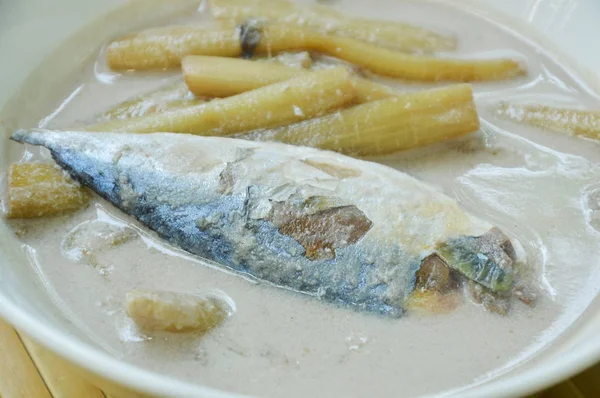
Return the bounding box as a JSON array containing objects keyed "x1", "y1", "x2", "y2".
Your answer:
[{"x1": 0, "y1": 317, "x2": 598, "y2": 398}]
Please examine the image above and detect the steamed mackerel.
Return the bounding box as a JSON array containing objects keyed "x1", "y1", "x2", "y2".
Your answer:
[{"x1": 11, "y1": 129, "x2": 517, "y2": 317}]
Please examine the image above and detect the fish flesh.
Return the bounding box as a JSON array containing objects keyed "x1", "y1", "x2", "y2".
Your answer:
[{"x1": 11, "y1": 129, "x2": 522, "y2": 317}]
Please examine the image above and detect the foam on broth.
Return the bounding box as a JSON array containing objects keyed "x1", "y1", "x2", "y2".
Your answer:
[{"x1": 4, "y1": 0, "x2": 600, "y2": 397}]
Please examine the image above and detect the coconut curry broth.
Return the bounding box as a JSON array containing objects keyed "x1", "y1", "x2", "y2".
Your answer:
[{"x1": 4, "y1": 0, "x2": 600, "y2": 397}]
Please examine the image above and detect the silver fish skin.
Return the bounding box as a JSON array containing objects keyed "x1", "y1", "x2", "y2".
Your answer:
[{"x1": 11, "y1": 129, "x2": 493, "y2": 317}]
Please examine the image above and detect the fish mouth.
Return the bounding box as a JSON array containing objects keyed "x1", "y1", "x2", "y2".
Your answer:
[
  {"x1": 10, "y1": 129, "x2": 31, "y2": 144},
  {"x1": 408, "y1": 227, "x2": 534, "y2": 315}
]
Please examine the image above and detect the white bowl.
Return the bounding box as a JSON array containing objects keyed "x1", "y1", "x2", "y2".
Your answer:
[{"x1": 1, "y1": 0, "x2": 600, "y2": 396}]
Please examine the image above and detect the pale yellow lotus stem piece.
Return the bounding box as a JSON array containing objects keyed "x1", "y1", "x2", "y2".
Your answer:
[
  {"x1": 496, "y1": 102, "x2": 600, "y2": 139},
  {"x1": 183, "y1": 55, "x2": 397, "y2": 102},
  {"x1": 107, "y1": 26, "x2": 241, "y2": 70},
  {"x1": 183, "y1": 55, "x2": 300, "y2": 98},
  {"x1": 125, "y1": 290, "x2": 231, "y2": 333},
  {"x1": 208, "y1": 0, "x2": 456, "y2": 53},
  {"x1": 240, "y1": 84, "x2": 480, "y2": 156},
  {"x1": 255, "y1": 24, "x2": 526, "y2": 82},
  {"x1": 5, "y1": 163, "x2": 90, "y2": 219},
  {"x1": 89, "y1": 67, "x2": 356, "y2": 135}
]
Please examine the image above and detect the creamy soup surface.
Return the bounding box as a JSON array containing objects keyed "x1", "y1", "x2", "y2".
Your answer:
[{"x1": 4, "y1": 0, "x2": 600, "y2": 397}]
